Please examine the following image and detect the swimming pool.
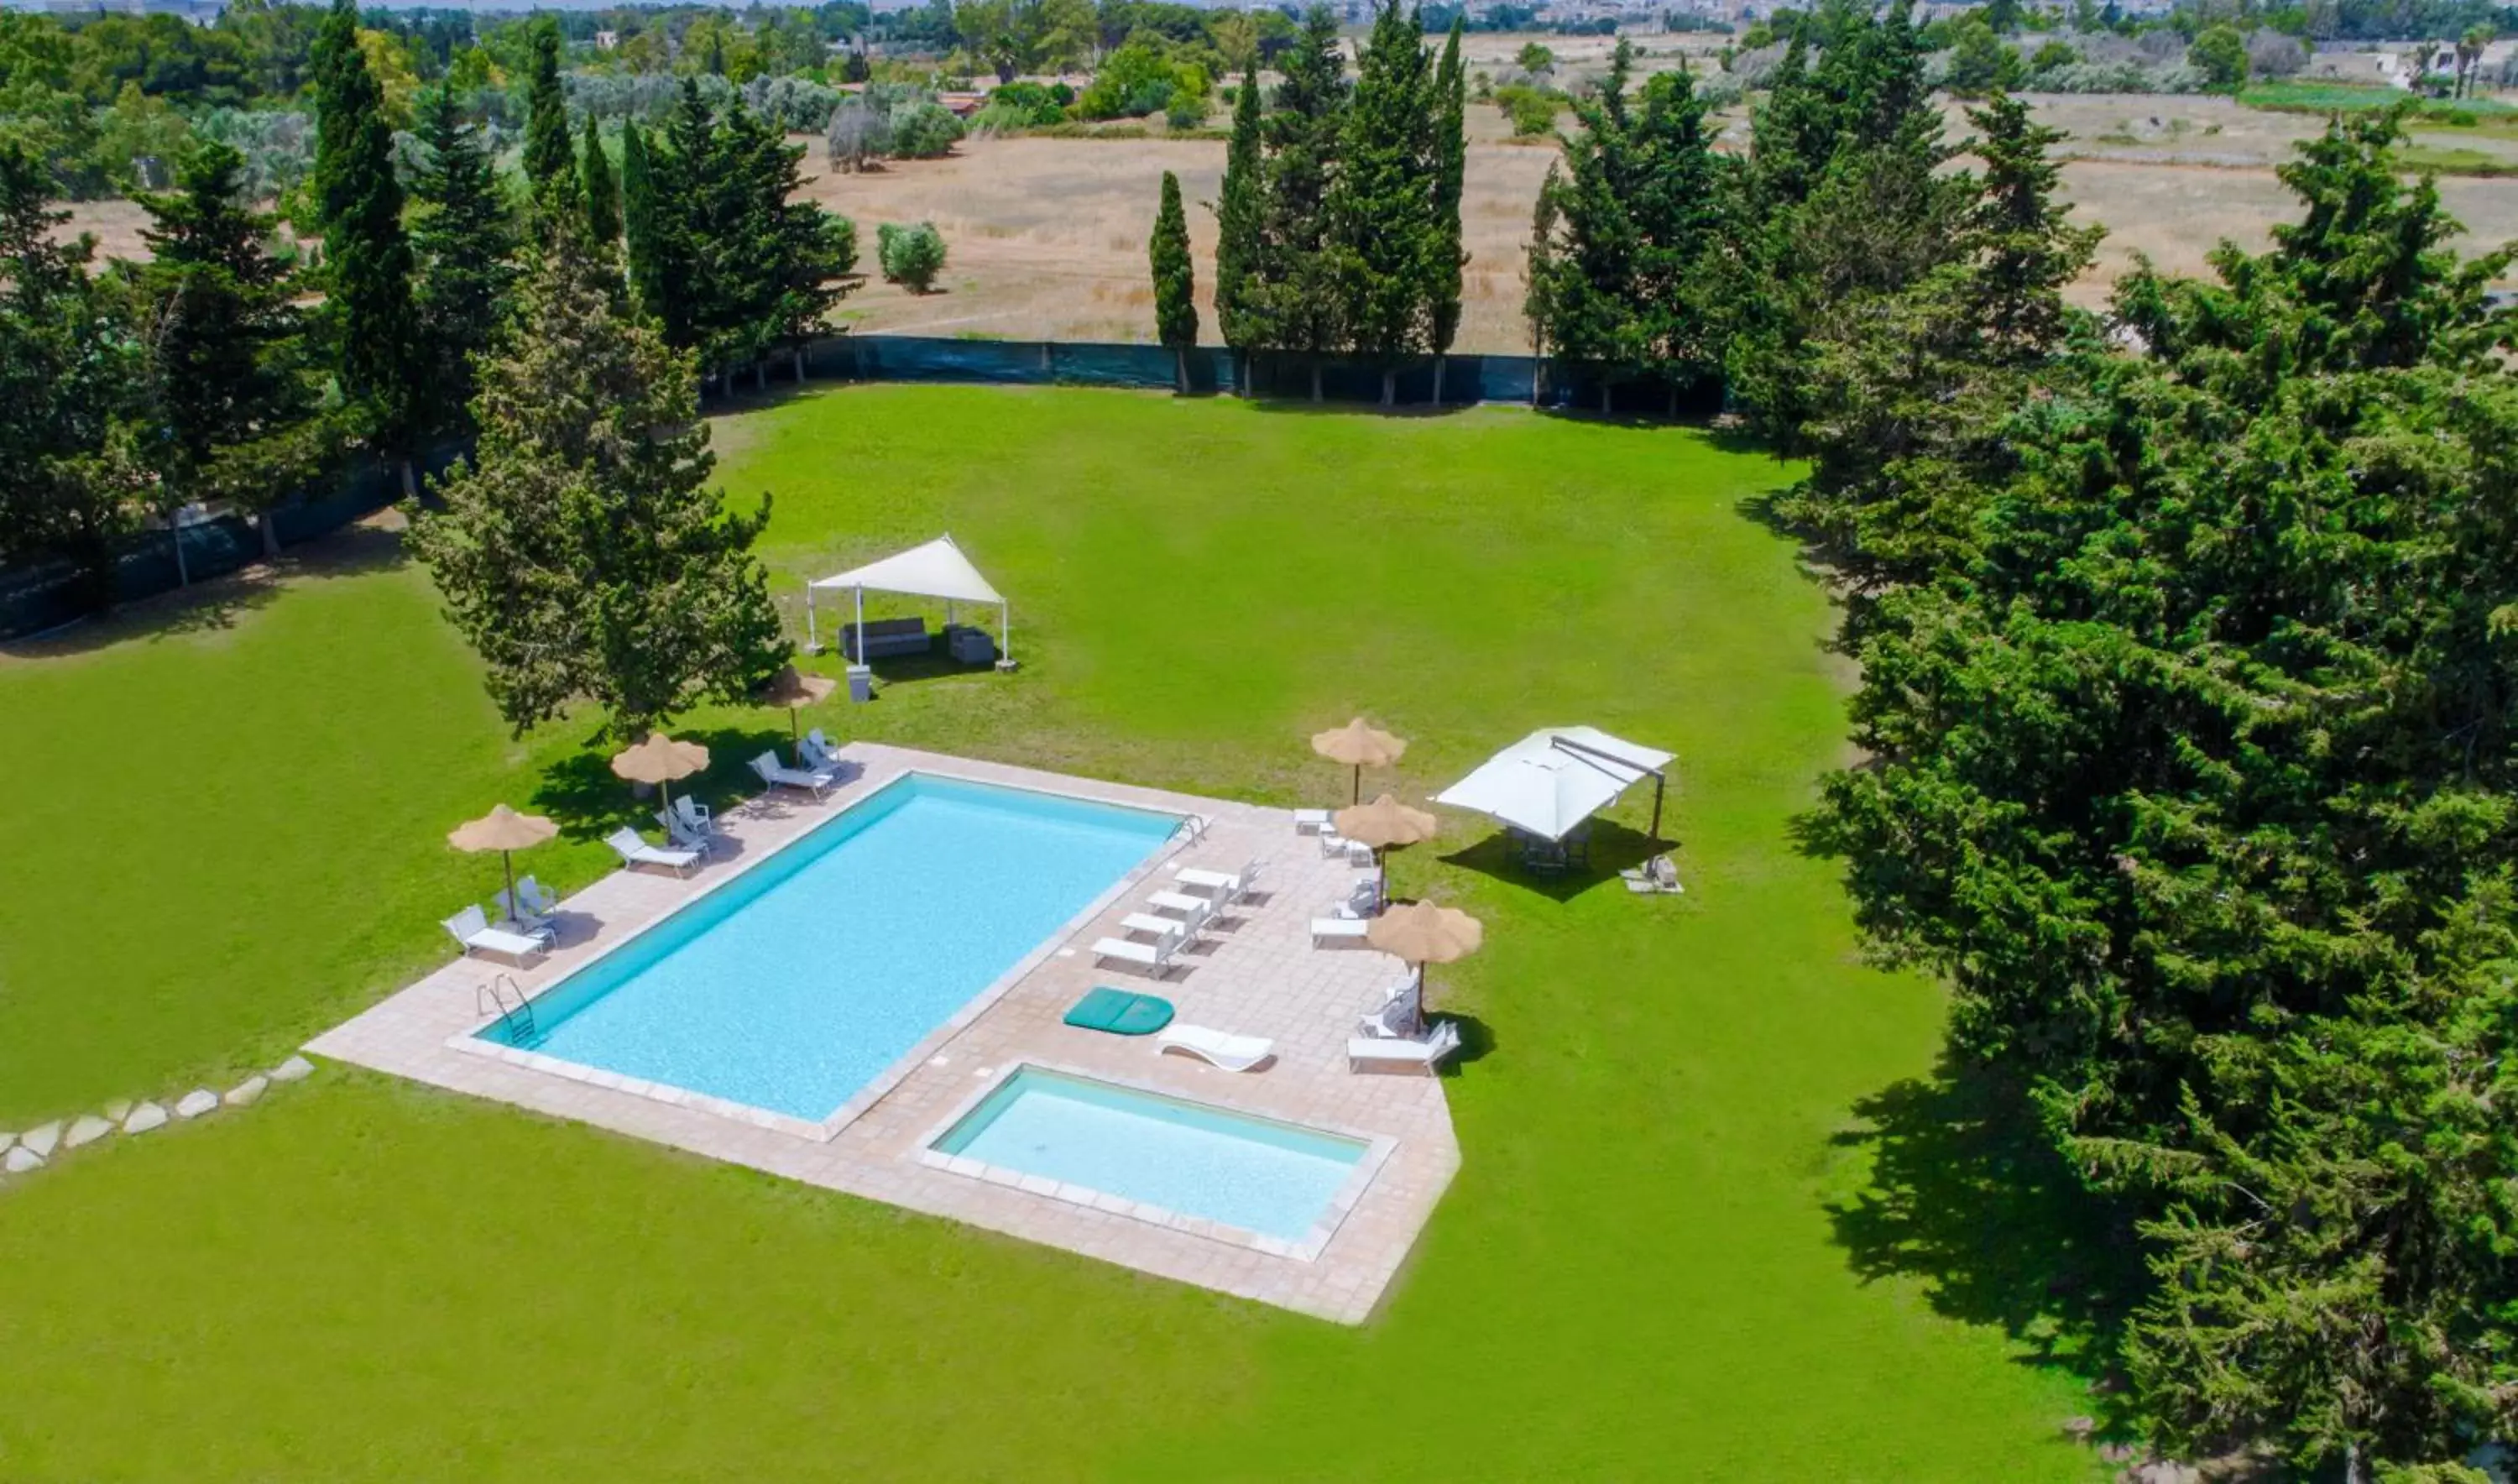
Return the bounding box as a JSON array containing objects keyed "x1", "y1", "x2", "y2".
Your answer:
[
  {"x1": 929, "y1": 1067, "x2": 1371, "y2": 1246},
  {"x1": 478, "y1": 775, "x2": 1181, "y2": 1121}
]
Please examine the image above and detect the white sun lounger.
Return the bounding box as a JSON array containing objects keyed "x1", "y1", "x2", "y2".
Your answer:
[
  {"x1": 802, "y1": 729, "x2": 850, "y2": 774},
  {"x1": 1093, "y1": 928, "x2": 1187, "y2": 976},
  {"x1": 1175, "y1": 858, "x2": 1262, "y2": 901},
  {"x1": 1294, "y1": 808, "x2": 1333, "y2": 833},
  {"x1": 442, "y1": 903, "x2": 551, "y2": 964},
  {"x1": 1157, "y1": 1025, "x2": 1276, "y2": 1072},
  {"x1": 1122, "y1": 911, "x2": 1203, "y2": 941},
  {"x1": 750, "y1": 750, "x2": 838, "y2": 798},
  {"x1": 607, "y1": 827, "x2": 702, "y2": 876},
  {"x1": 493, "y1": 886, "x2": 555, "y2": 936},
  {"x1": 513, "y1": 875, "x2": 562, "y2": 920},
  {"x1": 1310, "y1": 916, "x2": 1371, "y2": 947},
  {"x1": 656, "y1": 806, "x2": 721, "y2": 855},
  {"x1": 1348, "y1": 1020, "x2": 1462, "y2": 1074},
  {"x1": 1318, "y1": 831, "x2": 1375, "y2": 865},
  {"x1": 1357, "y1": 969, "x2": 1424, "y2": 1039},
  {"x1": 1147, "y1": 889, "x2": 1212, "y2": 917}
]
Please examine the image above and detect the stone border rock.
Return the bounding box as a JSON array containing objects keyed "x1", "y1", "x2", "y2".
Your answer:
[{"x1": 0, "y1": 1056, "x2": 317, "y2": 1186}]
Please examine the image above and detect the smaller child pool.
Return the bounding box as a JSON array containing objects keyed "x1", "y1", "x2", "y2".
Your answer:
[{"x1": 932, "y1": 1068, "x2": 1369, "y2": 1246}]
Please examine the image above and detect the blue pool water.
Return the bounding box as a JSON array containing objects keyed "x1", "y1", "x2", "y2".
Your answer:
[
  {"x1": 933, "y1": 1068, "x2": 1369, "y2": 1242},
  {"x1": 483, "y1": 775, "x2": 1180, "y2": 1120}
]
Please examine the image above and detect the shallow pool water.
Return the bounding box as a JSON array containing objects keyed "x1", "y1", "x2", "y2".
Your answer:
[{"x1": 933, "y1": 1068, "x2": 1368, "y2": 1242}]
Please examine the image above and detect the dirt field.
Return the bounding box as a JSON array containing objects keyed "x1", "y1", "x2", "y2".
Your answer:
[{"x1": 56, "y1": 89, "x2": 2518, "y2": 348}]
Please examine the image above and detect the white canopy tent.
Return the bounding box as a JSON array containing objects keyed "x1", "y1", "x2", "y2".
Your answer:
[
  {"x1": 1434, "y1": 726, "x2": 1674, "y2": 845},
  {"x1": 805, "y1": 534, "x2": 1011, "y2": 666}
]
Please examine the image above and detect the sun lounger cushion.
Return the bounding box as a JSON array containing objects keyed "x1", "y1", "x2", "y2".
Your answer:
[{"x1": 1063, "y1": 987, "x2": 1176, "y2": 1036}]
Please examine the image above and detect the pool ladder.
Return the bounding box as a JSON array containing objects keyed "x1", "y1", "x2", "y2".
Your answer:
[{"x1": 478, "y1": 973, "x2": 540, "y2": 1048}]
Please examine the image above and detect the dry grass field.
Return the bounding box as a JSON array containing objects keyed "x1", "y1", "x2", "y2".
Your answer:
[{"x1": 55, "y1": 89, "x2": 2518, "y2": 347}]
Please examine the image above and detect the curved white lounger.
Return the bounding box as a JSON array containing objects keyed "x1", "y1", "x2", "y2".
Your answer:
[{"x1": 1156, "y1": 1025, "x2": 1276, "y2": 1072}]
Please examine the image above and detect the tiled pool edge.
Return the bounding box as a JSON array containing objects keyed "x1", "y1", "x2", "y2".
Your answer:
[
  {"x1": 441, "y1": 763, "x2": 1205, "y2": 1141},
  {"x1": 910, "y1": 1059, "x2": 1398, "y2": 1262}
]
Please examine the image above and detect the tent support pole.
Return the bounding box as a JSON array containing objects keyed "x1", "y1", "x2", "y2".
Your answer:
[
  {"x1": 805, "y1": 588, "x2": 818, "y2": 652},
  {"x1": 1649, "y1": 772, "x2": 1664, "y2": 851},
  {"x1": 854, "y1": 586, "x2": 865, "y2": 682},
  {"x1": 1000, "y1": 602, "x2": 1011, "y2": 666}
]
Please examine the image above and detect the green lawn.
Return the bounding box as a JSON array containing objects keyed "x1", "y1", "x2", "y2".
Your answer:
[{"x1": 0, "y1": 386, "x2": 2104, "y2": 1479}]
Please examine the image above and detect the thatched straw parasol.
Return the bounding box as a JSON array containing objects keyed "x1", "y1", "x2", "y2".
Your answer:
[
  {"x1": 1334, "y1": 793, "x2": 1440, "y2": 858},
  {"x1": 1311, "y1": 717, "x2": 1408, "y2": 804},
  {"x1": 610, "y1": 734, "x2": 710, "y2": 815},
  {"x1": 1366, "y1": 900, "x2": 1484, "y2": 1007},
  {"x1": 447, "y1": 803, "x2": 558, "y2": 907},
  {"x1": 757, "y1": 664, "x2": 838, "y2": 748}
]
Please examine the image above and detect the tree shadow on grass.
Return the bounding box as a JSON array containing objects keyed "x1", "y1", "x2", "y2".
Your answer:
[
  {"x1": 1827, "y1": 1059, "x2": 2147, "y2": 1434},
  {"x1": 1434, "y1": 818, "x2": 1672, "y2": 904},
  {"x1": 528, "y1": 722, "x2": 803, "y2": 841},
  {"x1": 1, "y1": 518, "x2": 410, "y2": 661}
]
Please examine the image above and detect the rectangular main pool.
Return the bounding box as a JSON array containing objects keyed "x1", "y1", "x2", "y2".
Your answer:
[
  {"x1": 931, "y1": 1068, "x2": 1371, "y2": 1245},
  {"x1": 480, "y1": 775, "x2": 1181, "y2": 1121}
]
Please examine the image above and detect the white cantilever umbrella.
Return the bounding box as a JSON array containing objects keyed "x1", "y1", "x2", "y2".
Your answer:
[{"x1": 1434, "y1": 727, "x2": 1674, "y2": 845}]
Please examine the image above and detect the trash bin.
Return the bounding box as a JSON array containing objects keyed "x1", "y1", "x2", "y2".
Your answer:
[{"x1": 847, "y1": 664, "x2": 874, "y2": 703}]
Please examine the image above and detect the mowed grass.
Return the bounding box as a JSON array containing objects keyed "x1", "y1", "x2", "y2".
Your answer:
[{"x1": 0, "y1": 386, "x2": 2101, "y2": 1480}]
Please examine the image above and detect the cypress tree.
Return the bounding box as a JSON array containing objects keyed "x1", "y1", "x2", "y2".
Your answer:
[
  {"x1": 620, "y1": 118, "x2": 665, "y2": 305},
  {"x1": 1427, "y1": 15, "x2": 1466, "y2": 403},
  {"x1": 1149, "y1": 169, "x2": 1197, "y2": 393},
  {"x1": 520, "y1": 18, "x2": 578, "y2": 212},
  {"x1": 720, "y1": 97, "x2": 855, "y2": 385},
  {"x1": 133, "y1": 141, "x2": 333, "y2": 560},
  {"x1": 1258, "y1": 3, "x2": 1347, "y2": 400},
  {"x1": 410, "y1": 82, "x2": 520, "y2": 441},
  {"x1": 311, "y1": 0, "x2": 421, "y2": 497},
  {"x1": 1330, "y1": 0, "x2": 1435, "y2": 405},
  {"x1": 1211, "y1": 63, "x2": 1264, "y2": 368},
  {"x1": 581, "y1": 112, "x2": 619, "y2": 247}
]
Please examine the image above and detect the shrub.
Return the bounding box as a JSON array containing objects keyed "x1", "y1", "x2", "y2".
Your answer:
[
  {"x1": 2187, "y1": 24, "x2": 2250, "y2": 91},
  {"x1": 742, "y1": 76, "x2": 844, "y2": 133},
  {"x1": 1495, "y1": 84, "x2": 1562, "y2": 138},
  {"x1": 826, "y1": 97, "x2": 892, "y2": 169},
  {"x1": 887, "y1": 100, "x2": 964, "y2": 158},
  {"x1": 1075, "y1": 42, "x2": 1205, "y2": 121},
  {"x1": 2244, "y1": 29, "x2": 2307, "y2": 78},
  {"x1": 1691, "y1": 72, "x2": 1745, "y2": 109},
  {"x1": 877, "y1": 220, "x2": 947, "y2": 292},
  {"x1": 2030, "y1": 40, "x2": 2078, "y2": 71}
]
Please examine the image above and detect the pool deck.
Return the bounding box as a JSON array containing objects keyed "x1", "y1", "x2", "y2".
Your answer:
[{"x1": 306, "y1": 743, "x2": 1461, "y2": 1325}]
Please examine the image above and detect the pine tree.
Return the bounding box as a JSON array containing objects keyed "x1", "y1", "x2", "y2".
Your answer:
[
  {"x1": 0, "y1": 138, "x2": 142, "y2": 607},
  {"x1": 310, "y1": 0, "x2": 421, "y2": 498},
  {"x1": 520, "y1": 18, "x2": 578, "y2": 213},
  {"x1": 1211, "y1": 63, "x2": 1265, "y2": 363},
  {"x1": 407, "y1": 224, "x2": 789, "y2": 740},
  {"x1": 1964, "y1": 92, "x2": 2099, "y2": 363},
  {"x1": 132, "y1": 140, "x2": 334, "y2": 562},
  {"x1": 409, "y1": 83, "x2": 520, "y2": 442},
  {"x1": 1149, "y1": 169, "x2": 1197, "y2": 392},
  {"x1": 1329, "y1": 0, "x2": 1434, "y2": 406},
  {"x1": 580, "y1": 112, "x2": 619, "y2": 247},
  {"x1": 1256, "y1": 3, "x2": 1346, "y2": 400},
  {"x1": 1427, "y1": 15, "x2": 1467, "y2": 402}
]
